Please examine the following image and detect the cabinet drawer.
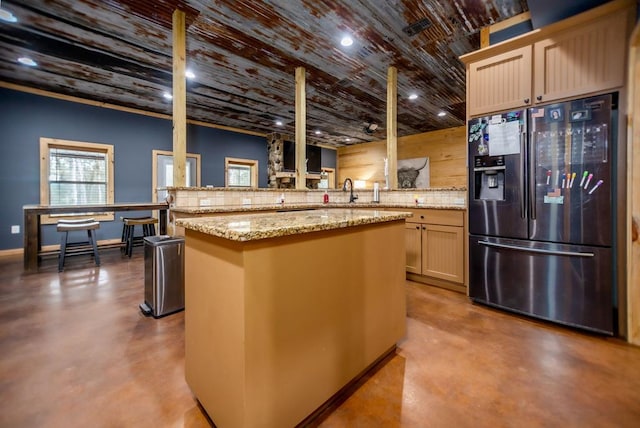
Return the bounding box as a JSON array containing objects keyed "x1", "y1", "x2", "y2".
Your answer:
[{"x1": 404, "y1": 209, "x2": 463, "y2": 226}]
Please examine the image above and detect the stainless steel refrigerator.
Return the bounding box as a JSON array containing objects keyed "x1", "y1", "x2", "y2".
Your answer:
[{"x1": 468, "y1": 93, "x2": 616, "y2": 334}]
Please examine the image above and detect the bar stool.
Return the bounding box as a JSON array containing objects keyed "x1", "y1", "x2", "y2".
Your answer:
[
  {"x1": 57, "y1": 219, "x2": 101, "y2": 272},
  {"x1": 121, "y1": 216, "x2": 157, "y2": 257}
]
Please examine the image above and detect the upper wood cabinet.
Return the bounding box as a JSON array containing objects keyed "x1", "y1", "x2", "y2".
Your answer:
[
  {"x1": 533, "y1": 11, "x2": 627, "y2": 104},
  {"x1": 468, "y1": 46, "x2": 532, "y2": 117},
  {"x1": 463, "y1": 2, "x2": 633, "y2": 117}
]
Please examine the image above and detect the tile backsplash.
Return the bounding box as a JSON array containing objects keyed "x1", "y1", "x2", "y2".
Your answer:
[{"x1": 167, "y1": 187, "x2": 466, "y2": 209}]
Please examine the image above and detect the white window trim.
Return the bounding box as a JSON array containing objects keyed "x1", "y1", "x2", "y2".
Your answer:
[{"x1": 39, "y1": 137, "x2": 115, "y2": 224}]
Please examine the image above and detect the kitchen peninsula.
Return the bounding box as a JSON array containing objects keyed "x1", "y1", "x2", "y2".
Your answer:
[
  {"x1": 176, "y1": 208, "x2": 411, "y2": 427},
  {"x1": 167, "y1": 186, "x2": 468, "y2": 293}
]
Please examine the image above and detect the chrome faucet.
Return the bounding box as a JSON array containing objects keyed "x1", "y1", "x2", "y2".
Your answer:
[{"x1": 343, "y1": 178, "x2": 358, "y2": 203}]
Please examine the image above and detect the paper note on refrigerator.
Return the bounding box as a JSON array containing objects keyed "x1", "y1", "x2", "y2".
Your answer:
[{"x1": 488, "y1": 121, "x2": 520, "y2": 156}]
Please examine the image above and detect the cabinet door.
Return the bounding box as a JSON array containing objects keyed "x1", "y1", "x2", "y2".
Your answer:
[
  {"x1": 533, "y1": 11, "x2": 627, "y2": 103},
  {"x1": 421, "y1": 225, "x2": 464, "y2": 283},
  {"x1": 405, "y1": 223, "x2": 422, "y2": 274},
  {"x1": 468, "y1": 45, "x2": 532, "y2": 117}
]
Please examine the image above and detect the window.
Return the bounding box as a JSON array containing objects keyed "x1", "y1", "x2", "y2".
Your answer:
[
  {"x1": 225, "y1": 157, "x2": 258, "y2": 188},
  {"x1": 228, "y1": 164, "x2": 251, "y2": 187},
  {"x1": 49, "y1": 148, "x2": 107, "y2": 204},
  {"x1": 40, "y1": 137, "x2": 114, "y2": 224}
]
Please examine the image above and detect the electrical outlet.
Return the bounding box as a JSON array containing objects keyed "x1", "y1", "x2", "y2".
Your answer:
[{"x1": 11, "y1": 225, "x2": 20, "y2": 234}]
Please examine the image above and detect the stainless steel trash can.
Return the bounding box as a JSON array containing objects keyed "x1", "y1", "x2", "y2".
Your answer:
[{"x1": 140, "y1": 235, "x2": 185, "y2": 318}]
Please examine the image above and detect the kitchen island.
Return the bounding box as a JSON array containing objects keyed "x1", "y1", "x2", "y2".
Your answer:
[{"x1": 176, "y1": 208, "x2": 411, "y2": 427}]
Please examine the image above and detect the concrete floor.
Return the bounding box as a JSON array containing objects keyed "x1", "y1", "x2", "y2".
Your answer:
[{"x1": 1, "y1": 250, "x2": 639, "y2": 427}]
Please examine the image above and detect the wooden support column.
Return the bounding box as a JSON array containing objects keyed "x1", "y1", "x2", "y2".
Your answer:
[
  {"x1": 295, "y1": 67, "x2": 307, "y2": 190},
  {"x1": 628, "y1": 21, "x2": 640, "y2": 345},
  {"x1": 386, "y1": 66, "x2": 398, "y2": 189},
  {"x1": 172, "y1": 9, "x2": 187, "y2": 187}
]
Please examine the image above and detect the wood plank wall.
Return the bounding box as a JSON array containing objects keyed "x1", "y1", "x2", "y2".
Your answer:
[{"x1": 337, "y1": 126, "x2": 466, "y2": 188}]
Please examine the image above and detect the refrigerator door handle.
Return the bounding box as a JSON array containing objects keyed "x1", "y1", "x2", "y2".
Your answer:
[
  {"x1": 474, "y1": 166, "x2": 505, "y2": 172},
  {"x1": 520, "y1": 131, "x2": 526, "y2": 219},
  {"x1": 479, "y1": 240, "x2": 595, "y2": 258},
  {"x1": 528, "y1": 131, "x2": 536, "y2": 220}
]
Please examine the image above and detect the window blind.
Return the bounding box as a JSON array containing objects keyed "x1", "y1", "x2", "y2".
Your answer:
[
  {"x1": 227, "y1": 164, "x2": 251, "y2": 187},
  {"x1": 49, "y1": 148, "x2": 107, "y2": 205}
]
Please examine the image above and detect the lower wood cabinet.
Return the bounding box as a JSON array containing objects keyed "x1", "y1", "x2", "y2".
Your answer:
[
  {"x1": 420, "y1": 224, "x2": 464, "y2": 283},
  {"x1": 404, "y1": 208, "x2": 465, "y2": 292},
  {"x1": 405, "y1": 222, "x2": 422, "y2": 274}
]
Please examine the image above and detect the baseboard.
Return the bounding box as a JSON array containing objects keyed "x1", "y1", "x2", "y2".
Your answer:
[
  {"x1": 296, "y1": 345, "x2": 397, "y2": 427},
  {"x1": 406, "y1": 273, "x2": 467, "y2": 294},
  {"x1": 0, "y1": 248, "x2": 23, "y2": 257},
  {"x1": 0, "y1": 238, "x2": 124, "y2": 258}
]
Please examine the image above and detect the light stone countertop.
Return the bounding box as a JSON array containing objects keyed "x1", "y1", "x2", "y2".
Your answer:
[
  {"x1": 171, "y1": 202, "x2": 465, "y2": 214},
  {"x1": 175, "y1": 208, "x2": 412, "y2": 241}
]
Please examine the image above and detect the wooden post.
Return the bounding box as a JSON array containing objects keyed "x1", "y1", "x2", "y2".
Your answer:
[
  {"x1": 172, "y1": 9, "x2": 187, "y2": 188},
  {"x1": 386, "y1": 66, "x2": 398, "y2": 189},
  {"x1": 480, "y1": 27, "x2": 490, "y2": 48},
  {"x1": 628, "y1": 21, "x2": 640, "y2": 345},
  {"x1": 295, "y1": 67, "x2": 307, "y2": 190}
]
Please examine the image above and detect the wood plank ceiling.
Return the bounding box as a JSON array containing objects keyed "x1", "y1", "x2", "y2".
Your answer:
[{"x1": 0, "y1": 0, "x2": 528, "y2": 147}]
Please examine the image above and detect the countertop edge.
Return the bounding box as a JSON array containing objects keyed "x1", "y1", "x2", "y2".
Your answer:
[{"x1": 176, "y1": 209, "x2": 412, "y2": 242}]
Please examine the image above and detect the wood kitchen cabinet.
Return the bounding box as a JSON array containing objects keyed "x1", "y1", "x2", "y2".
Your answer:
[
  {"x1": 533, "y1": 10, "x2": 627, "y2": 104},
  {"x1": 463, "y1": 4, "x2": 631, "y2": 117},
  {"x1": 467, "y1": 46, "x2": 532, "y2": 117},
  {"x1": 405, "y1": 222, "x2": 422, "y2": 274},
  {"x1": 404, "y1": 209, "x2": 465, "y2": 293},
  {"x1": 421, "y1": 224, "x2": 464, "y2": 283}
]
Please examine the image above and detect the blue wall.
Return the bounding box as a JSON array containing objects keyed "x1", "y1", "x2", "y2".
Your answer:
[{"x1": 0, "y1": 87, "x2": 274, "y2": 250}]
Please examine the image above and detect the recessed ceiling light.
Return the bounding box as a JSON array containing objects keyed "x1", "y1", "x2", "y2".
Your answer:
[
  {"x1": 408, "y1": 93, "x2": 418, "y2": 100},
  {"x1": 340, "y1": 36, "x2": 353, "y2": 47},
  {"x1": 315, "y1": 130, "x2": 322, "y2": 135},
  {"x1": 163, "y1": 92, "x2": 173, "y2": 100},
  {"x1": 17, "y1": 57, "x2": 37, "y2": 67},
  {"x1": 0, "y1": 8, "x2": 17, "y2": 23},
  {"x1": 345, "y1": 138, "x2": 351, "y2": 142},
  {"x1": 275, "y1": 120, "x2": 283, "y2": 126},
  {"x1": 185, "y1": 70, "x2": 195, "y2": 79},
  {"x1": 438, "y1": 111, "x2": 446, "y2": 117}
]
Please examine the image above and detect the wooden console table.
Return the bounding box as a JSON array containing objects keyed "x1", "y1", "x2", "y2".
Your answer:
[{"x1": 23, "y1": 202, "x2": 169, "y2": 272}]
